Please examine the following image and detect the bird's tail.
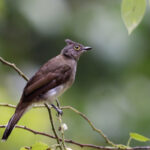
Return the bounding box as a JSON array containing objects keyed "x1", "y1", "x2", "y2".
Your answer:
[{"x1": 2, "y1": 106, "x2": 27, "y2": 141}]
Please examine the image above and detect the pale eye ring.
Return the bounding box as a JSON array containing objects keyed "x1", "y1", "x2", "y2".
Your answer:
[{"x1": 74, "y1": 45, "x2": 81, "y2": 51}]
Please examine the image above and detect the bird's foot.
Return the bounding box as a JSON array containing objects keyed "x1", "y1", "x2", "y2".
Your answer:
[
  {"x1": 51, "y1": 104, "x2": 63, "y2": 116},
  {"x1": 57, "y1": 109, "x2": 63, "y2": 116}
]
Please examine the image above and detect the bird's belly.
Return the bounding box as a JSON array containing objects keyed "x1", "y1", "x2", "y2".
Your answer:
[{"x1": 43, "y1": 85, "x2": 66, "y2": 104}]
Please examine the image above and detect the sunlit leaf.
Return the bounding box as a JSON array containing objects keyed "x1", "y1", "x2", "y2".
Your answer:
[
  {"x1": 121, "y1": 0, "x2": 146, "y2": 35},
  {"x1": 32, "y1": 142, "x2": 49, "y2": 150},
  {"x1": 130, "y1": 133, "x2": 150, "y2": 142},
  {"x1": 20, "y1": 142, "x2": 50, "y2": 150},
  {"x1": 20, "y1": 148, "x2": 27, "y2": 150}
]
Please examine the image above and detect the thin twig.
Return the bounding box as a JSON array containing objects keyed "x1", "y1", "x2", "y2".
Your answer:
[
  {"x1": 58, "y1": 116, "x2": 66, "y2": 150},
  {"x1": 1, "y1": 55, "x2": 150, "y2": 150},
  {"x1": 0, "y1": 103, "x2": 115, "y2": 146},
  {"x1": 0, "y1": 125, "x2": 58, "y2": 139},
  {"x1": 61, "y1": 106, "x2": 116, "y2": 147},
  {"x1": 56, "y1": 99, "x2": 67, "y2": 150},
  {"x1": 0, "y1": 103, "x2": 16, "y2": 108},
  {"x1": 0, "y1": 56, "x2": 29, "y2": 81},
  {"x1": 0, "y1": 125, "x2": 150, "y2": 150},
  {"x1": 0, "y1": 103, "x2": 45, "y2": 109},
  {"x1": 44, "y1": 103, "x2": 62, "y2": 150}
]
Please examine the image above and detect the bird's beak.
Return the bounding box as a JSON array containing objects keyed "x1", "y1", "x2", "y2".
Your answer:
[{"x1": 83, "y1": 46, "x2": 92, "y2": 51}]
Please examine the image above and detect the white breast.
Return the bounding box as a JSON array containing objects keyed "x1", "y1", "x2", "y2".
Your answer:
[
  {"x1": 42, "y1": 59, "x2": 77, "y2": 104},
  {"x1": 43, "y1": 85, "x2": 66, "y2": 104}
]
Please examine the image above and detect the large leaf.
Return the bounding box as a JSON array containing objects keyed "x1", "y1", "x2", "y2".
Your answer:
[
  {"x1": 20, "y1": 142, "x2": 50, "y2": 150},
  {"x1": 20, "y1": 148, "x2": 27, "y2": 150},
  {"x1": 32, "y1": 142, "x2": 49, "y2": 150},
  {"x1": 121, "y1": 0, "x2": 146, "y2": 34},
  {"x1": 130, "y1": 133, "x2": 150, "y2": 142}
]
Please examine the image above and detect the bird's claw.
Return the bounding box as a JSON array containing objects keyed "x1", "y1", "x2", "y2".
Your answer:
[
  {"x1": 51, "y1": 104, "x2": 63, "y2": 116},
  {"x1": 57, "y1": 109, "x2": 63, "y2": 116}
]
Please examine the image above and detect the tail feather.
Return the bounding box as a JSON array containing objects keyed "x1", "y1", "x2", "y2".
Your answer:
[{"x1": 2, "y1": 108, "x2": 26, "y2": 141}]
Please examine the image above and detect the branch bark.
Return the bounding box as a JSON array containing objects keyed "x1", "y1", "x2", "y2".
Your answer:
[
  {"x1": 0, "y1": 56, "x2": 114, "y2": 146},
  {"x1": 1, "y1": 56, "x2": 150, "y2": 150},
  {"x1": 0, "y1": 125, "x2": 150, "y2": 150},
  {"x1": 61, "y1": 106, "x2": 115, "y2": 146},
  {"x1": 44, "y1": 103, "x2": 62, "y2": 150},
  {"x1": 0, "y1": 56, "x2": 29, "y2": 81},
  {"x1": 56, "y1": 99, "x2": 67, "y2": 150},
  {"x1": 0, "y1": 103, "x2": 115, "y2": 146}
]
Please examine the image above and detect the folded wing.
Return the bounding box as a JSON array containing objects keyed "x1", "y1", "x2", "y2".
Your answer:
[{"x1": 22, "y1": 65, "x2": 71, "y2": 102}]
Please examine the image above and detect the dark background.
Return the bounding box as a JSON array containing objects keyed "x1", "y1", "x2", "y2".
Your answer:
[{"x1": 0, "y1": 0, "x2": 150, "y2": 149}]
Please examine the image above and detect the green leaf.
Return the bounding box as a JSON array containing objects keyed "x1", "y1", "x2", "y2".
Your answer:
[
  {"x1": 121, "y1": 0, "x2": 146, "y2": 35},
  {"x1": 20, "y1": 142, "x2": 50, "y2": 150},
  {"x1": 130, "y1": 133, "x2": 150, "y2": 142},
  {"x1": 32, "y1": 142, "x2": 49, "y2": 150},
  {"x1": 0, "y1": 0, "x2": 6, "y2": 19},
  {"x1": 20, "y1": 148, "x2": 27, "y2": 150}
]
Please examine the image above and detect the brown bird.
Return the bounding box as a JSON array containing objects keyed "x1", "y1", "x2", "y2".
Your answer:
[{"x1": 2, "y1": 39, "x2": 92, "y2": 140}]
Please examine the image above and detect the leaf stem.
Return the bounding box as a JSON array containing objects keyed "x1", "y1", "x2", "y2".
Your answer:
[{"x1": 127, "y1": 137, "x2": 132, "y2": 147}]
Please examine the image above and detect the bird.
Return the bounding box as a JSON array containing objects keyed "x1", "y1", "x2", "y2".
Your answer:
[{"x1": 2, "y1": 39, "x2": 92, "y2": 141}]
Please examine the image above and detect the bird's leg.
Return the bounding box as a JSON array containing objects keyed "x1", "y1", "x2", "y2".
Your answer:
[
  {"x1": 51, "y1": 103, "x2": 63, "y2": 116},
  {"x1": 56, "y1": 98, "x2": 61, "y2": 108},
  {"x1": 56, "y1": 98, "x2": 63, "y2": 115}
]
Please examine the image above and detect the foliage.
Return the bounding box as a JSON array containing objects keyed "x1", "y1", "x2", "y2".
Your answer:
[
  {"x1": 121, "y1": 0, "x2": 146, "y2": 35},
  {"x1": 1, "y1": 56, "x2": 150, "y2": 149},
  {"x1": 130, "y1": 133, "x2": 150, "y2": 142},
  {"x1": 20, "y1": 142, "x2": 50, "y2": 150},
  {"x1": 1, "y1": 0, "x2": 150, "y2": 150}
]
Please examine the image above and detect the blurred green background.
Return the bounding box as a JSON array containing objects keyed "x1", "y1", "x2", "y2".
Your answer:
[{"x1": 0, "y1": 0, "x2": 150, "y2": 149}]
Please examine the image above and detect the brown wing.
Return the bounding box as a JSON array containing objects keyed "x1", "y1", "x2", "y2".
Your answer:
[{"x1": 21, "y1": 65, "x2": 72, "y2": 102}]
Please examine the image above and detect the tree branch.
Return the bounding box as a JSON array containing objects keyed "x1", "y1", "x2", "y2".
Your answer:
[
  {"x1": 0, "y1": 56, "x2": 115, "y2": 146},
  {"x1": 1, "y1": 57, "x2": 150, "y2": 150},
  {"x1": 0, "y1": 56, "x2": 29, "y2": 81},
  {"x1": 0, "y1": 125, "x2": 107, "y2": 149},
  {"x1": 0, "y1": 103, "x2": 16, "y2": 108},
  {"x1": 44, "y1": 103, "x2": 62, "y2": 150},
  {"x1": 0, "y1": 103, "x2": 115, "y2": 146},
  {"x1": 61, "y1": 106, "x2": 115, "y2": 146},
  {"x1": 0, "y1": 125, "x2": 149, "y2": 150},
  {"x1": 0, "y1": 103, "x2": 45, "y2": 109},
  {"x1": 56, "y1": 99, "x2": 67, "y2": 150}
]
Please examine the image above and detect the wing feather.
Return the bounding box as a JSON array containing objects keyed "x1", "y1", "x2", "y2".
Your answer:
[{"x1": 22, "y1": 64, "x2": 71, "y2": 102}]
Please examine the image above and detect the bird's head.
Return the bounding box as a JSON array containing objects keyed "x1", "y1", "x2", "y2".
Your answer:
[{"x1": 61, "y1": 39, "x2": 92, "y2": 61}]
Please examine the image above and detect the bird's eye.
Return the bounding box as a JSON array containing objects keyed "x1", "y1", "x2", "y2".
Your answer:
[{"x1": 74, "y1": 45, "x2": 81, "y2": 51}]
